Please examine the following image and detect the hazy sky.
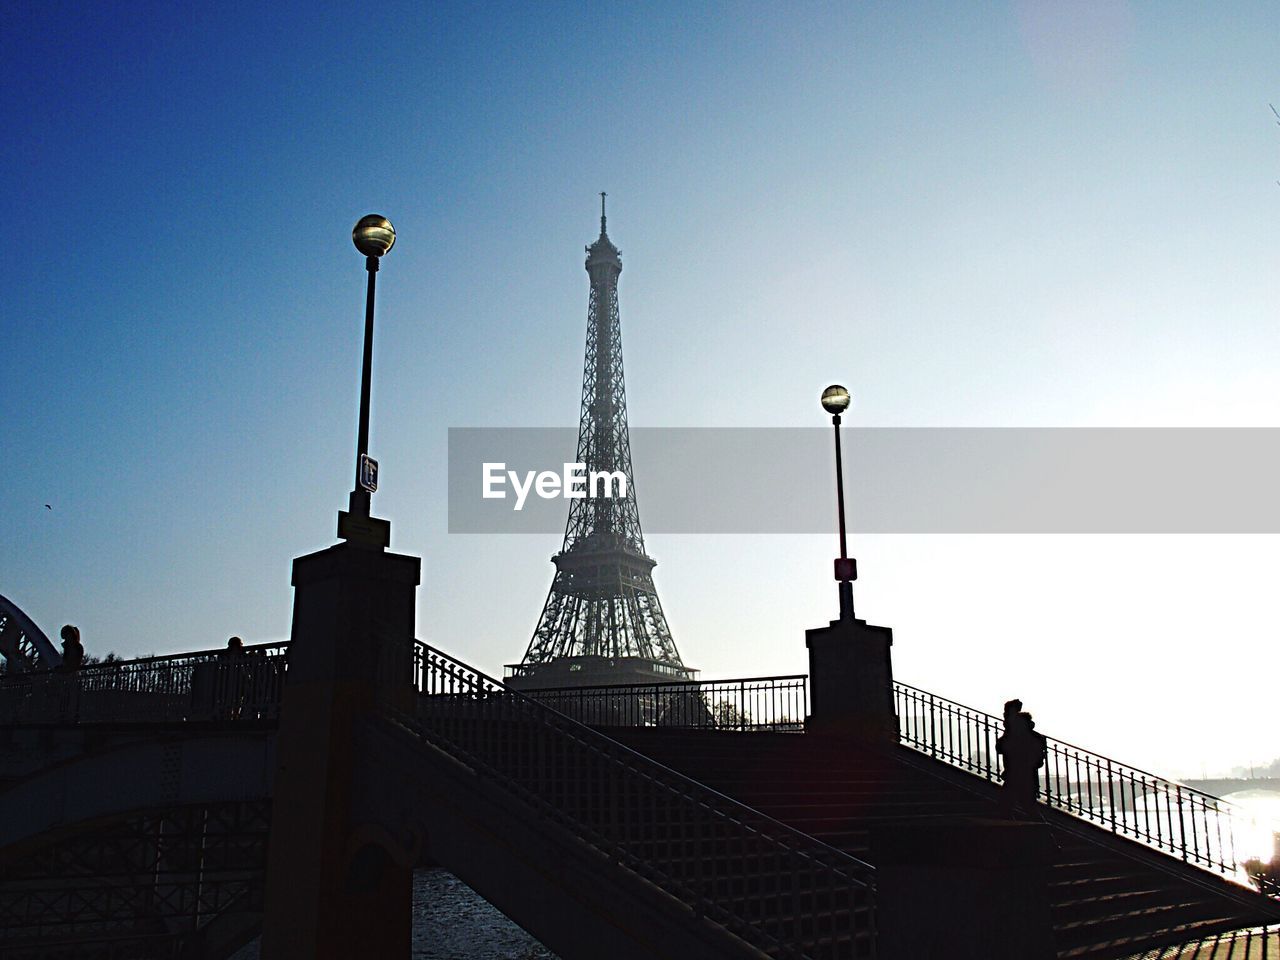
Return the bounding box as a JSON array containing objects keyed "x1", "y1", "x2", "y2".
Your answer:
[{"x1": 3, "y1": 1, "x2": 1278, "y2": 779}]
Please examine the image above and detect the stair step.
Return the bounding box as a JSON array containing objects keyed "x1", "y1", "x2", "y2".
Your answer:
[
  {"x1": 607, "y1": 729, "x2": 1278, "y2": 960},
  {"x1": 1055, "y1": 899, "x2": 1238, "y2": 942},
  {"x1": 1052, "y1": 886, "x2": 1203, "y2": 922},
  {"x1": 1056, "y1": 912, "x2": 1255, "y2": 958}
]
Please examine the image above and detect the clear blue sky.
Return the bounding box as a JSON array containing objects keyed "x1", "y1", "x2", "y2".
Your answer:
[{"x1": 3, "y1": 1, "x2": 1278, "y2": 778}]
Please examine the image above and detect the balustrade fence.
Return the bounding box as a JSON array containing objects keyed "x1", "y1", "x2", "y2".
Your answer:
[
  {"x1": 407, "y1": 642, "x2": 875, "y2": 959},
  {"x1": 894, "y1": 682, "x2": 1280, "y2": 898},
  {"x1": 8, "y1": 633, "x2": 1274, "y2": 910},
  {"x1": 513, "y1": 675, "x2": 807, "y2": 731},
  {"x1": 0, "y1": 644, "x2": 288, "y2": 724}
]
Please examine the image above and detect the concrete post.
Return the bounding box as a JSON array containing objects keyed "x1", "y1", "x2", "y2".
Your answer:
[
  {"x1": 804, "y1": 616, "x2": 897, "y2": 739},
  {"x1": 261, "y1": 541, "x2": 420, "y2": 960}
]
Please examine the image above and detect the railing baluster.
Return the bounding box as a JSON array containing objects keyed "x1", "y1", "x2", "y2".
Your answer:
[
  {"x1": 1106, "y1": 758, "x2": 1116, "y2": 832},
  {"x1": 1189, "y1": 790, "x2": 1201, "y2": 867}
]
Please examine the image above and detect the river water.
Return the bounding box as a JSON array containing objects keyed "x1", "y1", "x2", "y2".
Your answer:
[{"x1": 231, "y1": 869, "x2": 557, "y2": 960}]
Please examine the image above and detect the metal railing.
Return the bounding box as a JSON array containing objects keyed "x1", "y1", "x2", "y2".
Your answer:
[
  {"x1": 505, "y1": 657, "x2": 699, "y2": 682},
  {"x1": 0, "y1": 643, "x2": 288, "y2": 724},
  {"x1": 513, "y1": 675, "x2": 808, "y2": 731},
  {"x1": 894, "y1": 681, "x2": 1280, "y2": 897},
  {"x1": 408, "y1": 642, "x2": 875, "y2": 959}
]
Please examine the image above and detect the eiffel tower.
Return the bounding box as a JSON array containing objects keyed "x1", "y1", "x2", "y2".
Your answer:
[{"x1": 506, "y1": 196, "x2": 696, "y2": 690}]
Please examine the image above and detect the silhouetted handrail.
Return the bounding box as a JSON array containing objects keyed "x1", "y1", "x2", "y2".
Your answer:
[
  {"x1": 511, "y1": 674, "x2": 807, "y2": 731},
  {"x1": 0, "y1": 642, "x2": 289, "y2": 724},
  {"x1": 406, "y1": 642, "x2": 876, "y2": 959},
  {"x1": 505, "y1": 658, "x2": 698, "y2": 681},
  {"x1": 893, "y1": 681, "x2": 1280, "y2": 899}
]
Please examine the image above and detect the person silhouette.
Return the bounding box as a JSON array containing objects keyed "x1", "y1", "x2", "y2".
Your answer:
[
  {"x1": 1001, "y1": 698, "x2": 1022, "y2": 732},
  {"x1": 997, "y1": 698, "x2": 1047, "y2": 815},
  {"x1": 218, "y1": 636, "x2": 246, "y2": 718},
  {"x1": 59, "y1": 624, "x2": 84, "y2": 671}
]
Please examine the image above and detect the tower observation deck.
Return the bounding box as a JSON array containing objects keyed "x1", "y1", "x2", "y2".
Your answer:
[{"x1": 507, "y1": 197, "x2": 696, "y2": 689}]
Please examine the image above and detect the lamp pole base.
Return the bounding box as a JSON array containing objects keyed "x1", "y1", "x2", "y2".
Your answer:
[
  {"x1": 837, "y1": 580, "x2": 855, "y2": 620},
  {"x1": 338, "y1": 510, "x2": 390, "y2": 550}
]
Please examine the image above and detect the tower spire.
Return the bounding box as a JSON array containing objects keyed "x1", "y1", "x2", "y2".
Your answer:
[{"x1": 508, "y1": 200, "x2": 694, "y2": 690}]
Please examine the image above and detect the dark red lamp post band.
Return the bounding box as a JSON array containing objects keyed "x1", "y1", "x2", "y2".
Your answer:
[
  {"x1": 821, "y1": 384, "x2": 856, "y2": 621},
  {"x1": 348, "y1": 214, "x2": 396, "y2": 517}
]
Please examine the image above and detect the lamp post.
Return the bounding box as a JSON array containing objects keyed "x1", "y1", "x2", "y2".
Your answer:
[
  {"x1": 348, "y1": 214, "x2": 396, "y2": 518},
  {"x1": 821, "y1": 384, "x2": 855, "y2": 620}
]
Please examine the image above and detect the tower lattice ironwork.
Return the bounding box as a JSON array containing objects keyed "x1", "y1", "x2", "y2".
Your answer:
[{"x1": 508, "y1": 197, "x2": 695, "y2": 688}]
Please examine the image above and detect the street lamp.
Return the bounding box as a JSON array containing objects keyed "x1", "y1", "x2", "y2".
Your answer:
[
  {"x1": 821, "y1": 384, "x2": 855, "y2": 620},
  {"x1": 348, "y1": 214, "x2": 396, "y2": 519}
]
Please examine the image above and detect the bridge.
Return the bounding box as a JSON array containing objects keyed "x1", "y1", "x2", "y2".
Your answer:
[
  {"x1": 1185, "y1": 779, "x2": 1280, "y2": 798},
  {"x1": 2, "y1": 546, "x2": 1280, "y2": 960}
]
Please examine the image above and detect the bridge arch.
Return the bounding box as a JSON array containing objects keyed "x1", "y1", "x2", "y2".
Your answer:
[
  {"x1": 0, "y1": 729, "x2": 275, "y2": 850},
  {"x1": 0, "y1": 594, "x2": 59, "y2": 674},
  {"x1": 0, "y1": 731, "x2": 276, "y2": 959}
]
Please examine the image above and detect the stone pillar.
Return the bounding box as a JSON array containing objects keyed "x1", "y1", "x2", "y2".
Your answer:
[
  {"x1": 804, "y1": 616, "x2": 896, "y2": 739},
  {"x1": 261, "y1": 541, "x2": 420, "y2": 960},
  {"x1": 872, "y1": 819, "x2": 1057, "y2": 960}
]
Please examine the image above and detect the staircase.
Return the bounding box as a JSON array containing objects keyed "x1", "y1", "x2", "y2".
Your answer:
[
  {"x1": 604, "y1": 727, "x2": 1280, "y2": 959},
  {"x1": 390, "y1": 643, "x2": 878, "y2": 960}
]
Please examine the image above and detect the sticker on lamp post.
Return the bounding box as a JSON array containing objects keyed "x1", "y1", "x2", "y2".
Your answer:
[{"x1": 359, "y1": 454, "x2": 379, "y2": 493}]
